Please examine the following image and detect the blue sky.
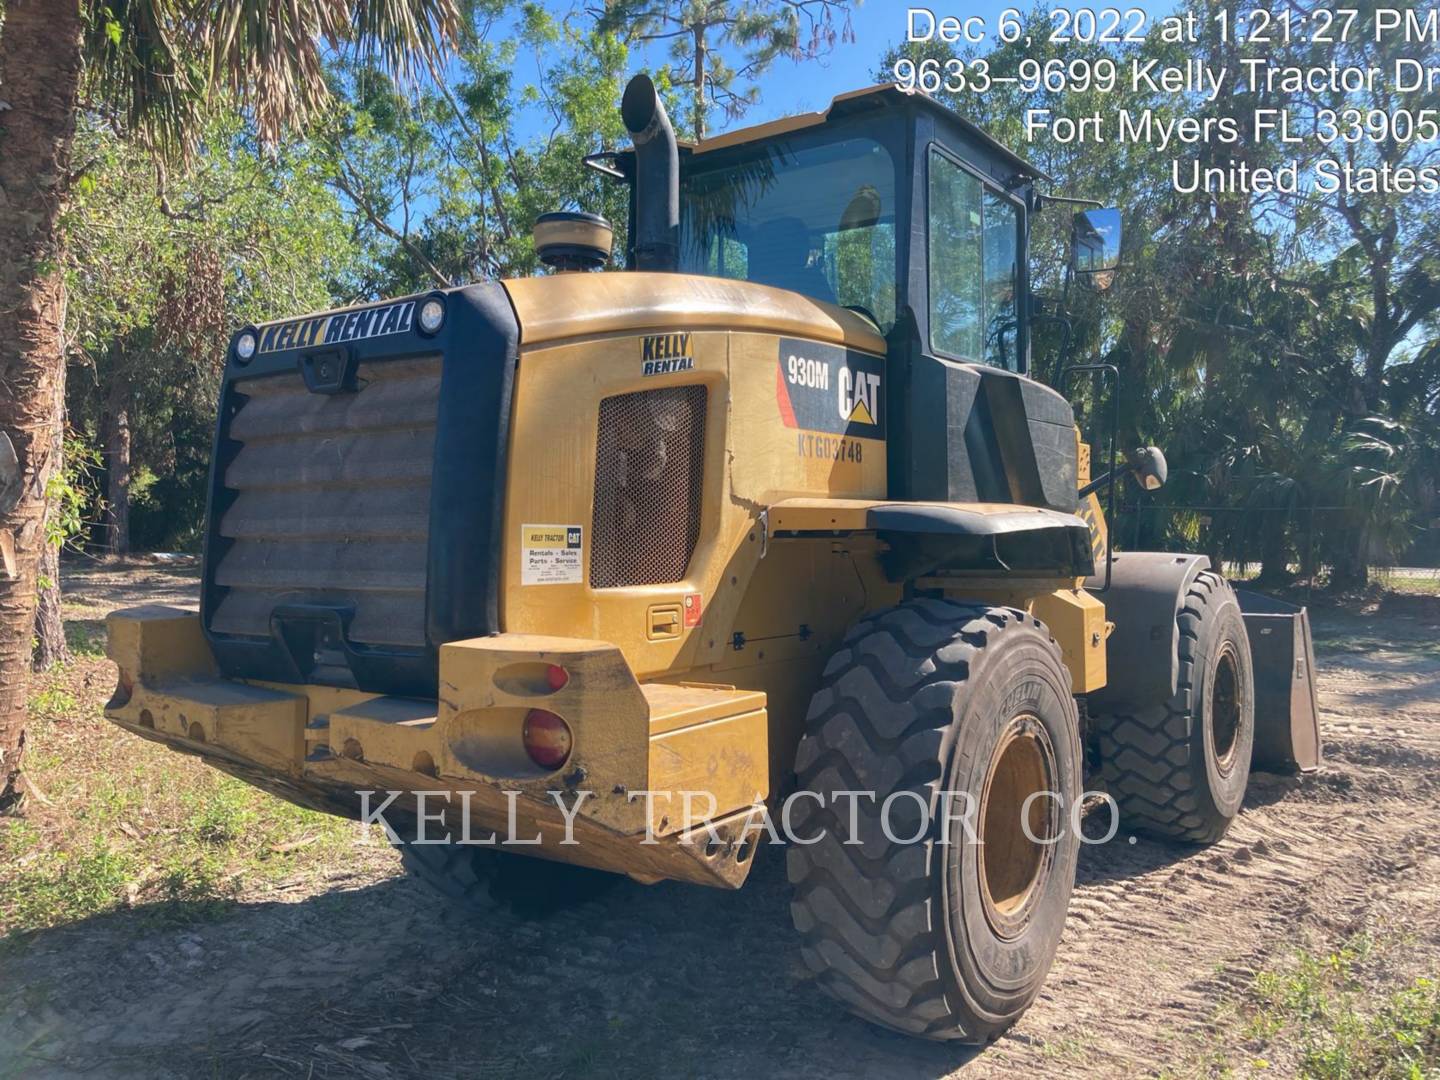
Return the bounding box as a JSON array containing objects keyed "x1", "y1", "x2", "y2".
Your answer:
[
  {"x1": 491, "y1": 0, "x2": 1181, "y2": 141},
  {"x1": 629, "y1": 0, "x2": 1180, "y2": 132}
]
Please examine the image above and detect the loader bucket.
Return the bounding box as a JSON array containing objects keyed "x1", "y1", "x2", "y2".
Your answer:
[{"x1": 1237, "y1": 591, "x2": 1322, "y2": 773}]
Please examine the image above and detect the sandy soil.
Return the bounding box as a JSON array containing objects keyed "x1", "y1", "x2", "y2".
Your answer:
[{"x1": 2, "y1": 567, "x2": 1437, "y2": 1078}]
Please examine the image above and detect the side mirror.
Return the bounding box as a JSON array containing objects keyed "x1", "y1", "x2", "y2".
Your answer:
[
  {"x1": 1071, "y1": 208, "x2": 1122, "y2": 280},
  {"x1": 1078, "y1": 444, "x2": 1167, "y2": 500},
  {"x1": 1127, "y1": 445, "x2": 1167, "y2": 491}
]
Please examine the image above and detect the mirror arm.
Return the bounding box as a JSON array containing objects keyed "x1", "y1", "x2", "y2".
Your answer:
[
  {"x1": 583, "y1": 152, "x2": 627, "y2": 182},
  {"x1": 1036, "y1": 192, "x2": 1105, "y2": 211},
  {"x1": 1077, "y1": 470, "x2": 1116, "y2": 501}
]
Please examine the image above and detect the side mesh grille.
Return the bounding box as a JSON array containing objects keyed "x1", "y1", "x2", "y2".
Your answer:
[
  {"x1": 590, "y1": 385, "x2": 706, "y2": 588},
  {"x1": 210, "y1": 356, "x2": 440, "y2": 648}
]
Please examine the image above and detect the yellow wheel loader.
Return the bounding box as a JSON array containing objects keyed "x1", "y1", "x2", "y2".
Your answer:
[{"x1": 104, "y1": 74, "x2": 1321, "y2": 1043}]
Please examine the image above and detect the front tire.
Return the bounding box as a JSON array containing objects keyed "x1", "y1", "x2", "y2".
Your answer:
[
  {"x1": 787, "y1": 601, "x2": 1082, "y2": 1043},
  {"x1": 1091, "y1": 570, "x2": 1255, "y2": 845}
]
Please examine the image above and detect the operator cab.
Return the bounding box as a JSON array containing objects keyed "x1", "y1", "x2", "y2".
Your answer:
[
  {"x1": 667, "y1": 86, "x2": 1038, "y2": 373},
  {"x1": 609, "y1": 83, "x2": 1121, "y2": 512}
]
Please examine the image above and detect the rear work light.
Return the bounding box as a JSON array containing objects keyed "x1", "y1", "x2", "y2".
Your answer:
[
  {"x1": 234, "y1": 329, "x2": 258, "y2": 363},
  {"x1": 523, "y1": 709, "x2": 572, "y2": 770},
  {"x1": 417, "y1": 295, "x2": 446, "y2": 335}
]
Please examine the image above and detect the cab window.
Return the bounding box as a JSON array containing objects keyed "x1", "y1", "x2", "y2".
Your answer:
[
  {"x1": 927, "y1": 148, "x2": 1022, "y2": 370},
  {"x1": 679, "y1": 135, "x2": 899, "y2": 331}
]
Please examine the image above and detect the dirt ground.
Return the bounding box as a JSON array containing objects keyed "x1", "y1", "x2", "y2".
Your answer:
[{"x1": 2, "y1": 563, "x2": 1438, "y2": 1078}]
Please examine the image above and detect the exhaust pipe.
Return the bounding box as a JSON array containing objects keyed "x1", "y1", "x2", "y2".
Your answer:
[{"x1": 621, "y1": 74, "x2": 679, "y2": 272}]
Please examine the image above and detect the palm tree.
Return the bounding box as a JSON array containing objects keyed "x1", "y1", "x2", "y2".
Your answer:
[{"x1": 0, "y1": 0, "x2": 458, "y2": 812}]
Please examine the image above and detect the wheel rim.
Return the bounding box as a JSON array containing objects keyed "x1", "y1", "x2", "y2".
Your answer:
[
  {"x1": 976, "y1": 716, "x2": 1058, "y2": 941},
  {"x1": 1210, "y1": 643, "x2": 1243, "y2": 774}
]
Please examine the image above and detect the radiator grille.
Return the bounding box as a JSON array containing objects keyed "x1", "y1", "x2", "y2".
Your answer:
[
  {"x1": 590, "y1": 385, "x2": 706, "y2": 588},
  {"x1": 209, "y1": 356, "x2": 440, "y2": 648}
]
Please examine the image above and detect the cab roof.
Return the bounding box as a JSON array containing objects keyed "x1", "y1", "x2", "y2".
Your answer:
[{"x1": 684, "y1": 84, "x2": 1049, "y2": 183}]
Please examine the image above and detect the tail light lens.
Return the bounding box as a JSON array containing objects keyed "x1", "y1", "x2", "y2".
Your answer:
[
  {"x1": 545, "y1": 664, "x2": 569, "y2": 691},
  {"x1": 523, "y1": 709, "x2": 572, "y2": 770}
]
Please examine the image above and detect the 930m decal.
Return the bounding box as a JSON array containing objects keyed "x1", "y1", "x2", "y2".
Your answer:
[{"x1": 776, "y1": 339, "x2": 885, "y2": 438}]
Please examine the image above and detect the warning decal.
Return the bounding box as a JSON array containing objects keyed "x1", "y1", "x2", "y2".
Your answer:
[
  {"x1": 521, "y1": 524, "x2": 583, "y2": 586},
  {"x1": 776, "y1": 339, "x2": 885, "y2": 439}
]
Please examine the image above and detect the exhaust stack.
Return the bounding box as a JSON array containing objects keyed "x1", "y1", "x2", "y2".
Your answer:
[{"x1": 621, "y1": 74, "x2": 679, "y2": 272}]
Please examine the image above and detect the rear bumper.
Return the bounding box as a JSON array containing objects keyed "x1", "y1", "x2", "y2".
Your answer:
[{"x1": 104, "y1": 606, "x2": 769, "y2": 888}]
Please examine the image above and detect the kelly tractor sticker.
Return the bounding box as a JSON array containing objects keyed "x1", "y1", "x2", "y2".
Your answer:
[{"x1": 521, "y1": 524, "x2": 584, "y2": 585}]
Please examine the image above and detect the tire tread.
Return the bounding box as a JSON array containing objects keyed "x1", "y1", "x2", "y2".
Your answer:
[
  {"x1": 1091, "y1": 570, "x2": 1246, "y2": 845},
  {"x1": 788, "y1": 601, "x2": 1068, "y2": 1042}
]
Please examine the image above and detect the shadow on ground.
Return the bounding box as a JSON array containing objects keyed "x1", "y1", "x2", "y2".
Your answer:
[
  {"x1": 2, "y1": 849, "x2": 989, "y2": 1080},
  {"x1": 0, "y1": 801, "x2": 1223, "y2": 1080}
]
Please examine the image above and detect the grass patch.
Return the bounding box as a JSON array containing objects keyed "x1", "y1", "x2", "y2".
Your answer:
[
  {"x1": 1375, "y1": 574, "x2": 1440, "y2": 597},
  {"x1": 1235, "y1": 935, "x2": 1440, "y2": 1079},
  {"x1": 1, "y1": 840, "x2": 138, "y2": 933},
  {"x1": 28, "y1": 685, "x2": 80, "y2": 721},
  {"x1": 0, "y1": 654, "x2": 386, "y2": 946},
  {"x1": 63, "y1": 619, "x2": 107, "y2": 657}
]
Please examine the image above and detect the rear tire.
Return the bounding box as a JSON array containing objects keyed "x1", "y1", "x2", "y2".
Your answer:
[
  {"x1": 1091, "y1": 570, "x2": 1255, "y2": 845},
  {"x1": 787, "y1": 600, "x2": 1081, "y2": 1043},
  {"x1": 397, "y1": 832, "x2": 617, "y2": 917}
]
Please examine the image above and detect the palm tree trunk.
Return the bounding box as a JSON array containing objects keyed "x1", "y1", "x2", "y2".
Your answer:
[
  {"x1": 33, "y1": 365, "x2": 70, "y2": 672},
  {"x1": 33, "y1": 542, "x2": 69, "y2": 672},
  {"x1": 1255, "y1": 511, "x2": 1291, "y2": 588},
  {"x1": 105, "y1": 378, "x2": 131, "y2": 555},
  {"x1": 0, "y1": 0, "x2": 86, "y2": 812}
]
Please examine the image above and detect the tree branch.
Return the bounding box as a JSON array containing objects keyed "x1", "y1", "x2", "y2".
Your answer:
[{"x1": 331, "y1": 162, "x2": 453, "y2": 288}]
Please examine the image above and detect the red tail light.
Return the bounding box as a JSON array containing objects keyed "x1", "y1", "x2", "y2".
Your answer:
[
  {"x1": 545, "y1": 664, "x2": 570, "y2": 691},
  {"x1": 523, "y1": 709, "x2": 572, "y2": 770}
]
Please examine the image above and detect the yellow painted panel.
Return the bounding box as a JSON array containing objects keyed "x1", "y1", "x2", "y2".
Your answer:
[
  {"x1": 504, "y1": 272, "x2": 885, "y2": 353},
  {"x1": 648, "y1": 708, "x2": 768, "y2": 835},
  {"x1": 1032, "y1": 587, "x2": 1107, "y2": 693},
  {"x1": 925, "y1": 584, "x2": 1107, "y2": 694},
  {"x1": 106, "y1": 605, "x2": 215, "y2": 682},
  {"x1": 645, "y1": 682, "x2": 767, "y2": 736},
  {"x1": 727, "y1": 333, "x2": 886, "y2": 505},
  {"x1": 499, "y1": 331, "x2": 733, "y2": 678},
  {"x1": 330, "y1": 697, "x2": 439, "y2": 775}
]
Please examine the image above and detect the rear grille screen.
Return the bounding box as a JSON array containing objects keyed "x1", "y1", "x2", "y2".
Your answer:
[
  {"x1": 210, "y1": 356, "x2": 440, "y2": 648},
  {"x1": 590, "y1": 385, "x2": 707, "y2": 588}
]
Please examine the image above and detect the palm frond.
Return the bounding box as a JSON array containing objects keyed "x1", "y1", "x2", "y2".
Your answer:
[
  {"x1": 205, "y1": 0, "x2": 458, "y2": 143},
  {"x1": 82, "y1": 0, "x2": 206, "y2": 154},
  {"x1": 82, "y1": 0, "x2": 458, "y2": 150}
]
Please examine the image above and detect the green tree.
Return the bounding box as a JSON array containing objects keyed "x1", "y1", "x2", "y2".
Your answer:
[
  {"x1": 0, "y1": 0, "x2": 457, "y2": 812},
  {"x1": 597, "y1": 0, "x2": 854, "y2": 137},
  {"x1": 65, "y1": 111, "x2": 358, "y2": 553},
  {"x1": 323, "y1": 3, "x2": 632, "y2": 290}
]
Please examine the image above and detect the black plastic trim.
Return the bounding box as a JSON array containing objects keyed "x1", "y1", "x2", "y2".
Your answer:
[
  {"x1": 867, "y1": 503, "x2": 1088, "y2": 537},
  {"x1": 427, "y1": 281, "x2": 520, "y2": 646},
  {"x1": 1085, "y1": 551, "x2": 1211, "y2": 709},
  {"x1": 200, "y1": 282, "x2": 521, "y2": 698}
]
